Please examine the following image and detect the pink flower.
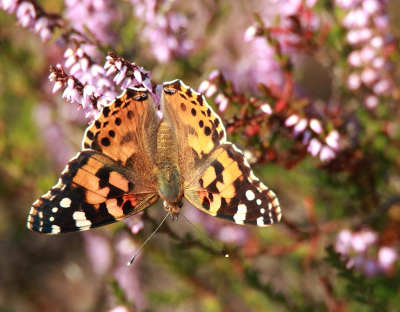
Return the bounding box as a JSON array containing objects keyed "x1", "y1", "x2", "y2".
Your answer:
[
  {"x1": 109, "y1": 307, "x2": 130, "y2": 312},
  {"x1": 244, "y1": 26, "x2": 257, "y2": 42},
  {"x1": 347, "y1": 50, "x2": 362, "y2": 67},
  {"x1": 83, "y1": 232, "x2": 112, "y2": 276},
  {"x1": 16, "y1": 2, "x2": 36, "y2": 27},
  {"x1": 361, "y1": 68, "x2": 378, "y2": 85},
  {"x1": 307, "y1": 138, "x2": 322, "y2": 156},
  {"x1": 362, "y1": 0, "x2": 381, "y2": 15},
  {"x1": 208, "y1": 69, "x2": 220, "y2": 81},
  {"x1": 293, "y1": 118, "x2": 308, "y2": 136},
  {"x1": 260, "y1": 103, "x2": 272, "y2": 114},
  {"x1": 205, "y1": 84, "x2": 217, "y2": 97},
  {"x1": 52, "y1": 81, "x2": 63, "y2": 94},
  {"x1": 319, "y1": 146, "x2": 336, "y2": 162},
  {"x1": 343, "y1": 9, "x2": 369, "y2": 28},
  {"x1": 351, "y1": 230, "x2": 378, "y2": 253},
  {"x1": 360, "y1": 46, "x2": 376, "y2": 63},
  {"x1": 285, "y1": 114, "x2": 299, "y2": 127},
  {"x1": 370, "y1": 36, "x2": 384, "y2": 49},
  {"x1": 335, "y1": 0, "x2": 360, "y2": 10},
  {"x1": 364, "y1": 94, "x2": 379, "y2": 109},
  {"x1": 0, "y1": 0, "x2": 19, "y2": 13},
  {"x1": 198, "y1": 81, "x2": 210, "y2": 93},
  {"x1": 378, "y1": 247, "x2": 398, "y2": 271},
  {"x1": 309, "y1": 119, "x2": 322, "y2": 134},
  {"x1": 347, "y1": 73, "x2": 361, "y2": 90},
  {"x1": 373, "y1": 78, "x2": 392, "y2": 95}
]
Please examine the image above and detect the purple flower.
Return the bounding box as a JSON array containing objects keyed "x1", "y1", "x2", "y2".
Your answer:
[
  {"x1": 83, "y1": 231, "x2": 112, "y2": 276},
  {"x1": 109, "y1": 307, "x2": 130, "y2": 312},
  {"x1": 113, "y1": 232, "x2": 147, "y2": 310},
  {"x1": 285, "y1": 114, "x2": 300, "y2": 127},
  {"x1": 16, "y1": 2, "x2": 36, "y2": 27},
  {"x1": 307, "y1": 138, "x2": 322, "y2": 156},
  {"x1": 127, "y1": 0, "x2": 194, "y2": 62},
  {"x1": 334, "y1": 229, "x2": 397, "y2": 278},
  {"x1": 309, "y1": 119, "x2": 322, "y2": 134},
  {"x1": 325, "y1": 130, "x2": 339, "y2": 151},
  {"x1": 319, "y1": 146, "x2": 336, "y2": 162},
  {"x1": 65, "y1": 0, "x2": 117, "y2": 44},
  {"x1": 0, "y1": 0, "x2": 19, "y2": 13},
  {"x1": 347, "y1": 73, "x2": 361, "y2": 90},
  {"x1": 378, "y1": 247, "x2": 398, "y2": 271}
]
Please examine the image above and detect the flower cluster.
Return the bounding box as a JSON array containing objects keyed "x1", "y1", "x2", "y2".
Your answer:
[
  {"x1": 49, "y1": 51, "x2": 153, "y2": 122},
  {"x1": 65, "y1": 0, "x2": 117, "y2": 44},
  {"x1": 337, "y1": 0, "x2": 395, "y2": 109},
  {"x1": 336, "y1": 229, "x2": 398, "y2": 277},
  {"x1": 285, "y1": 114, "x2": 340, "y2": 162},
  {"x1": 244, "y1": 0, "x2": 320, "y2": 54},
  {"x1": 1, "y1": 0, "x2": 61, "y2": 41},
  {"x1": 126, "y1": 0, "x2": 194, "y2": 63}
]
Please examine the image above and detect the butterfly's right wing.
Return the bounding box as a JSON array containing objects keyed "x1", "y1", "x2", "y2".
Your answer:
[{"x1": 161, "y1": 80, "x2": 281, "y2": 226}]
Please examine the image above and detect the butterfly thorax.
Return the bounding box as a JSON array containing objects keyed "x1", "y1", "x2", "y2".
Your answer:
[{"x1": 156, "y1": 120, "x2": 183, "y2": 219}]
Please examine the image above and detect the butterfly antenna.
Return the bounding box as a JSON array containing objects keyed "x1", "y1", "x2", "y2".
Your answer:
[
  {"x1": 127, "y1": 212, "x2": 169, "y2": 265},
  {"x1": 182, "y1": 214, "x2": 229, "y2": 258}
]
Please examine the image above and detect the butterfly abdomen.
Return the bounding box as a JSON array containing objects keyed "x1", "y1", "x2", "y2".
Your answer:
[{"x1": 155, "y1": 120, "x2": 183, "y2": 211}]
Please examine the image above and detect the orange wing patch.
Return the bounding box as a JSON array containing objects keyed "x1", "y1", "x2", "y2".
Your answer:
[
  {"x1": 185, "y1": 144, "x2": 281, "y2": 226},
  {"x1": 82, "y1": 87, "x2": 159, "y2": 167},
  {"x1": 162, "y1": 80, "x2": 226, "y2": 159},
  {"x1": 27, "y1": 150, "x2": 160, "y2": 234}
]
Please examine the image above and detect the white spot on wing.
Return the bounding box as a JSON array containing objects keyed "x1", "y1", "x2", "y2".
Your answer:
[
  {"x1": 233, "y1": 204, "x2": 247, "y2": 224},
  {"x1": 249, "y1": 171, "x2": 259, "y2": 182},
  {"x1": 76, "y1": 220, "x2": 92, "y2": 228},
  {"x1": 73, "y1": 211, "x2": 86, "y2": 220},
  {"x1": 245, "y1": 190, "x2": 255, "y2": 201},
  {"x1": 60, "y1": 198, "x2": 72, "y2": 208},
  {"x1": 49, "y1": 216, "x2": 55, "y2": 222},
  {"x1": 256, "y1": 199, "x2": 262, "y2": 205},
  {"x1": 73, "y1": 211, "x2": 91, "y2": 229},
  {"x1": 257, "y1": 217, "x2": 264, "y2": 226},
  {"x1": 260, "y1": 208, "x2": 265, "y2": 214},
  {"x1": 52, "y1": 207, "x2": 58, "y2": 213},
  {"x1": 51, "y1": 225, "x2": 61, "y2": 234}
]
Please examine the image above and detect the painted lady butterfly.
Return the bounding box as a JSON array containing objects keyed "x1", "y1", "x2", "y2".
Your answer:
[{"x1": 27, "y1": 80, "x2": 281, "y2": 234}]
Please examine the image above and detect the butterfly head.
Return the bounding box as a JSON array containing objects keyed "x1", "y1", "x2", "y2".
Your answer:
[{"x1": 163, "y1": 200, "x2": 183, "y2": 221}]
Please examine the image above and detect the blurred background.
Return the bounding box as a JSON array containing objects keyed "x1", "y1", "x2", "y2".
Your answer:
[{"x1": 1, "y1": 0, "x2": 400, "y2": 311}]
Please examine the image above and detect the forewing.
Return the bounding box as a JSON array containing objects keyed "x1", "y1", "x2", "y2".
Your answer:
[
  {"x1": 27, "y1": 151, "x2": 160, "y2": 234},
  {"x1": 83, "y1": 86, "x2": 159, "y2": 170},
  {"x1": 185, "y1": 145, "x2": 281, "y2": 226},
  {"x1": 161, "y1": 80, "x2": 227, "y2": 178}
]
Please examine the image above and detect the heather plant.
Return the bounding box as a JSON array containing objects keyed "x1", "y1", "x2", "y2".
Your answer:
[{"x1": 0, "y1": 0, "x2": 399, "y2": 311}]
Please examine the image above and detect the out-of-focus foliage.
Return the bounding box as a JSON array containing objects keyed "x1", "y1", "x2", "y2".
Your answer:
[{"x1": 1, "y1": 0, "x2": 400, "y2": 311}]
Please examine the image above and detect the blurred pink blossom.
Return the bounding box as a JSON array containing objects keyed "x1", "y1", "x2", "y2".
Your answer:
[
  {"x1": 335, "y1": 229, "x2": 398, "y2": 278},
  {"x1": 83, "y1": 232, "x2": 112, "y2": 276},
  {"x1": 0, "y1": 0, "x2": 18, "y2": 13},
  {"x1": 65, "y1": 0, "x2": 117, "y2": 44},
  {"x1": 319, "y1": 146, "x2": 336, "y2": 162}
]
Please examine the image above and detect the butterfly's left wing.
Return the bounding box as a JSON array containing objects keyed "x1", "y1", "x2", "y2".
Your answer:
[
  {"x1": 27, "y1": 150, "x2": 159, "y2": 234},
  {"x1": 28, "y1": 86, "x2": 161, "y2": 234},
  {"x1": 161, "y1": 80, "x2": 281, "y2": 226}
]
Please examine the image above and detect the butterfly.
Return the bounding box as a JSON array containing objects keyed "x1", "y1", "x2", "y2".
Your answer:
[{"x1": 27, "y1": 80, "x2": 281, "y2": 234}]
